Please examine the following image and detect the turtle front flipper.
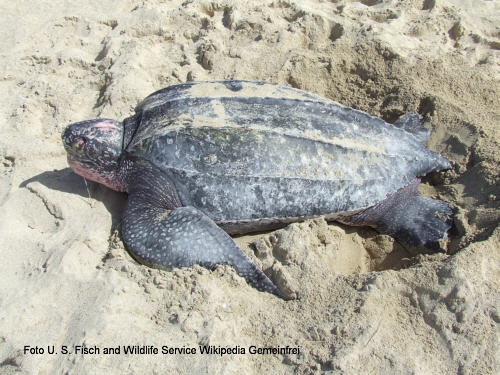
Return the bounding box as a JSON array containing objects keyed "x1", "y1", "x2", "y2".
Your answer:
[{"x1": 121, "y1": 163, "x2": 284, "y2": 298}]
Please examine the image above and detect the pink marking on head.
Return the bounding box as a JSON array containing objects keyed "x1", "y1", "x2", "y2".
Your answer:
[
  {"x1": 93, "y1": 121, "x2": 119, "y2": 131},
  {"x1": 67, "y1": 155, "x2": 125, "y2": 192}
]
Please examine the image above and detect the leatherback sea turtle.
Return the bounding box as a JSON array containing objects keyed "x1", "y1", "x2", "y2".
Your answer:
[{"x1": 62, "y1": 80, "x2": 453, "y2": 298}]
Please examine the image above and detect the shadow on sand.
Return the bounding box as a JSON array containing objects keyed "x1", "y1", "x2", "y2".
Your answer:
[{"x1": 20, "y1": 168, "x2": 127, "y2": 233}]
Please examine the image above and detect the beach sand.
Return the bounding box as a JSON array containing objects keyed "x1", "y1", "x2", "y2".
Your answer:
[{"x1": 0, "y1": 0, "x2": 498, "y2": 373}]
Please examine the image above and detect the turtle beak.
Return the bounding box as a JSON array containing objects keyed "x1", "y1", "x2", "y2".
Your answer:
[{"x1": 62, "y1": 124, "x2": 77, "y2": 152}]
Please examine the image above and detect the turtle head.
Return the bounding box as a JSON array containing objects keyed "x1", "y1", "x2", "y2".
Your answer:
[{"x1": 62, "y1": 119, "x2": 127, "y2": 192}]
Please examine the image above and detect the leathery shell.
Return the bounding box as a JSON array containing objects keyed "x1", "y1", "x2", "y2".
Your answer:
[{"x1": 125, "y1": 80, "x2": 450, "y2": 224}]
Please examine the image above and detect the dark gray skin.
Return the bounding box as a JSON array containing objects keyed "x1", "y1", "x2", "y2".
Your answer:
[{"x1": 62, "y1": 80, "x2": 453, "y2": 299}]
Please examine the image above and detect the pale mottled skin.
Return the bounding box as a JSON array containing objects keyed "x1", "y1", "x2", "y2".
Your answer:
[{"x1": 61, "y1": 80, "x2": 453, "y2": 298}]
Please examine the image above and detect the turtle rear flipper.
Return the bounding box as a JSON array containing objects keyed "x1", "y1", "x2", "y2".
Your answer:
[
  {"x1": 339, "y1": 179, "x2": 453, "y2": 253},
  {"x1": 121, "y1": 161, "x2": 284, "y2": 298},
  {"x1": 393, "y1": 113, "x2": 430, "y2": 144}
]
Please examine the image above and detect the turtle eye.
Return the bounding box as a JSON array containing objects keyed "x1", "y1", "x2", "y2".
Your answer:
[{"x1": 72, "y1": 138, "x2": 86, "y2": 152}]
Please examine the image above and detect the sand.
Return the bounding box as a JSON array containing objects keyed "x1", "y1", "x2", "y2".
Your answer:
[{"x1": 0, "y1": 0, "x2": 499, "y2": 374}]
